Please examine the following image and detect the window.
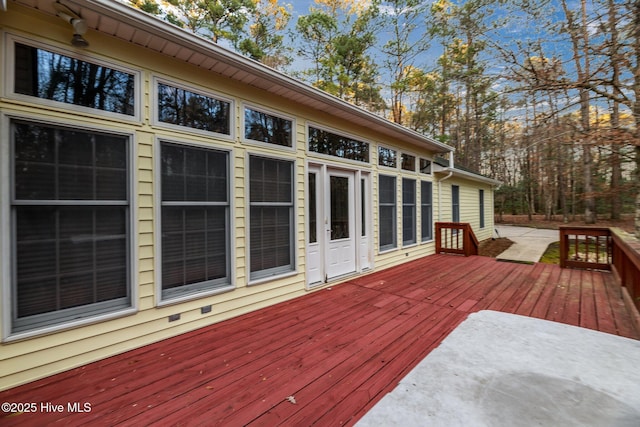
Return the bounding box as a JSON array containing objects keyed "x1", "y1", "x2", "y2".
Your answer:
[
  {"x1": 361, "y1": 178, "x2": 367, "y2": 237},
  {"x1": 330, "y1": 176, "x2": 350, "y2": 239},
  {"x1": 421, "y1": 181, "x2": 433, "y2": 241},
  {"x1": 249, "y1": 156, "x2": 295, "y2": 280},
  {"x1": 157, "y1": 82, "x2": 230, "y2": 135},
  {"x1": 402, "y1": 178, "x2": 416, "y2": 245},
  {"x1": 10, "y1": 121, "x2": 130, "y2": 333},
  {"x1": 479, "y1": 189, "x2": 485, "y2": 228},
  {"x1": 160, "y1": 142, "x2": 230, "y2": 300},
  {"x1": 244, "y1": 107, "x2": 292, "y2": 147},
  {"x1": 419, "y1": 158, "x2": 432, "y2": 175},
  {"x1": 308, "y1": 172, "x2": 317, "y2": 244},
  {"x1": 452, "y1": 185, "x2": 460, "y2": 222},
  {"x1": 308, "y1": 126, "x2": 369, "y2": 163},
  {"x1": 401, "y1": 154, "x2": 416, "y2": 172},
  {"x1": 378, "y1": 175, "x2": 397, "y2": 251},
  {"x1": 378, "y1": 146, "x2": 397, "y2": 168},
  {"x1": 14, "y1": 42, "x2": 135, "y2": 116}
]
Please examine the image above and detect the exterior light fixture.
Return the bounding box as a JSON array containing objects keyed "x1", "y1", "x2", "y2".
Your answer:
[{"x1": 53, "y1": 1, "x2": 89, "y2": 48}]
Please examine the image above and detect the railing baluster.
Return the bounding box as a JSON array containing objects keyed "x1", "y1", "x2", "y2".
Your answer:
[
  {"x1": 435, "y1": 222, "x2": 478, "y2": 257},
  {"x1": 559, "y1": 226, "x2": 612, "y2": 271}
]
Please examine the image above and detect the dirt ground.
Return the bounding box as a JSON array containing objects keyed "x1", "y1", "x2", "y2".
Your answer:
[
  {"x1": 495, "y1": 214, "x2": 636, "y2": 233},
  {"x1": 478, "y1": 238, "x2": 514, "y2": 257},
  {"x1": 479, "y1": 213, "x2": 636, "y2": 258}
]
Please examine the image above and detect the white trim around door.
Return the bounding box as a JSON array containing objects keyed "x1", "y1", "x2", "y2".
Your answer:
[{"x1": 306, "y1": 163, "x2": 371, "y2": 288}]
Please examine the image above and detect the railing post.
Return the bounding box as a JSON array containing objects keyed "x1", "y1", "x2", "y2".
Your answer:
[
  {"x1": 435, "y1": 222, "x2": 478, "y2": 257},
  {"x1": 559, "y1": 228, "x2": 567, "y2": 269}
]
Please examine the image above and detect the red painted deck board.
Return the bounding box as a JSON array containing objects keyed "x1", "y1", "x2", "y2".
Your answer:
[{"x1": 1, "y1": 254, "x2": 638, "y2": 427}]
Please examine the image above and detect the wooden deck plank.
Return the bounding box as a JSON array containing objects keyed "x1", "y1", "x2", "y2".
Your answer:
[
  {"x1": 146, "y1": 295, "x2": 416, "y2": 426},
  {"x1": 603, "y1": 273, "x2": 639, "y2": 339},
  {"x1": 444, "y1": 259, "x2": 519, "y2": 312},
  {"x1": 529, "y1": 265, "x2": 563, "y2": 321},
  {"x1": 310, "y1": 310, "x2": 469, "y2": 427},
  {"x1": 220, "y1": 301, "x2": 447, "y2": 426},
  {"x1": 82, "y1": 286, "x2": 396, "y2": 425},
  {"x1": 244, "y1": 304, "x2": 457, "y2": 426},
  {"x1": 514, "y1": 263, "x2": 554, "y2": 317},
  {"x1": 482, "y1": 263, "x2": 534, "y2": 312},
  {"x1": 579, "y1": 270, "x2": 599, "y2": 331},
  {"x1": 4, "y1": 284, "x2": 356, "y2": 404},
  {"x1": 546, "y1": 267, "x2": 572, "y2": 323},
  {"x1": 1, "y1": 254, "x2": 638, "y2": 427},
  {"x1": 271, "y1": 306, "x2": 465, "y2": 427},
  {"x1": 500, "y1": 263, "x2": 547, "y2": 315},
  {"x1": 562, "y1": 268, "x2": 582, "y2": 327},
  {"x1": 592, "y1": 272, "x2": 618, "y2": 335}
]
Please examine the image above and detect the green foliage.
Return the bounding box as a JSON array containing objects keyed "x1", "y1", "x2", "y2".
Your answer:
[
  {"x1": 295, "y1": 0, "x2": 382, "y2": 111},
  {"x1": 138, "y1": 0, "x2": 161, "y2": 14}
]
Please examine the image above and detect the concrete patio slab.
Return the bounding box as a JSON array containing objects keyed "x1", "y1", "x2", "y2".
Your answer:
[
  {"x1": 356, "y1": 310, "x2": 640, "y2": 427},
  {"x1": 495, "y1": 225, "x2": 558, "y2": 263}
]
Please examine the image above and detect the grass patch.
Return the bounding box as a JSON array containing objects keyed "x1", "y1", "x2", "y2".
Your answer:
[
  {"x1": 540, "y1": 239, "x2": 610, "y2": 265},
  {"x1": 540, "y1": 241, "x2": 561, "y2": 264}
]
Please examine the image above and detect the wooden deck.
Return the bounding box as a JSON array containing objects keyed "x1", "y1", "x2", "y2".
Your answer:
[{"x1": 2, "y1": 254, "x2": 638, "y2": 426}]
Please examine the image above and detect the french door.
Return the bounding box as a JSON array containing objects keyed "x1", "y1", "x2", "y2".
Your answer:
[{"x1": 306, "y1": 165, "x2": 370, "y2": 287}]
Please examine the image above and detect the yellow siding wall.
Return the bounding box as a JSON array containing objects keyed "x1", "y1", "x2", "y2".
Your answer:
[
  {"x1": 0, "y1": 4, "x2": 495, "y2": 390},
  {"x1": 438, "y1": 177, "x2": 495, "y2": 242}
]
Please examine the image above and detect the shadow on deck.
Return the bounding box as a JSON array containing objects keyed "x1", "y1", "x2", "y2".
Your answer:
[{"x1": 1, "y1": 254, "x2": 638, "y2": 426}]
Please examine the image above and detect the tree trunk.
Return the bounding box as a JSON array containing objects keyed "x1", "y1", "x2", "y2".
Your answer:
[
  {"x1": 633, "y1": 0, "x2": 640, "y2": 238},
  {"x1": 607, "y1": 0, "x2": 623, "y2": 220}
]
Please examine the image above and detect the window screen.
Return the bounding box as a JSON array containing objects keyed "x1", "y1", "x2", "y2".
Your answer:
[
  {"x1": 249, "y1": 156, "x2": 294, "y2": 279},
  {"x1": 378, "y1": 175, "x2": 396, "y2": 251},
  {"x1": 421, "y1": 181, "x2": 433, "y2": 241},
  {"x1": 160, "y1": 142, "x2": 230, "y2": 299},
  {"x1": 402, "y1": 178, "x2": 416, "y2": 245},
  {"x1": 11, "y1": 121, "x2": 130, "y2": 332}
]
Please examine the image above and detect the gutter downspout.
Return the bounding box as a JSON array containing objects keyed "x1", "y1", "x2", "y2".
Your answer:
[{"x1": 437, "y1": 151, "x2": 455, "y2": 221}]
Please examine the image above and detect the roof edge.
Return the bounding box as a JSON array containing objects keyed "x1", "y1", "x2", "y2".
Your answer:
[{"x1": 80, "y1": 0, "x2": 452, "y2": 154}]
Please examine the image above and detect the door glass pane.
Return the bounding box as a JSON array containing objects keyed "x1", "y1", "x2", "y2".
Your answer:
[
  {"x1": 330, "y1": 176, "x2": 349, "y2": 240},
  {"x1": 309, "y1": 173, "x2": 317, "y2": 243},
  {"x1": 361, "y1": 178, "x2": 366, "y2": 237}
]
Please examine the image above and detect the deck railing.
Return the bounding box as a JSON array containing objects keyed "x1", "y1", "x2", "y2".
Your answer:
[
  {"x1": 611, "y1": 228, "x2": 640, "y2": 313},
  {"x1": 560, "y1": 226, "x2": 640, "y2": 312},
  {"x1": 435, "y1": 222, "x2": 479, "y2": 257},
  {"x1": 559, "y1": 226, "x2": 612, "y2": 271}
]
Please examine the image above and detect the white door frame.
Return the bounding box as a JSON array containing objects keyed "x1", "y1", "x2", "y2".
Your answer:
[{"x1": 306, "y1": 162, "x2": 372, "y2": 288}]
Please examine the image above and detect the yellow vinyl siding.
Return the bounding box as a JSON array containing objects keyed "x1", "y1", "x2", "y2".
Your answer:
[{"x1": 0, "y1": 3, "x2": 495, "y2": 391}]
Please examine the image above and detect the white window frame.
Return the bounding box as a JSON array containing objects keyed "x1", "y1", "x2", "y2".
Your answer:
[
  {"x1": 246, "y1": 153, "x2": 297, "y2": 284},
  {"x1": 1, "y1": 113, "x2": 137, "y2": 341},
  {"x1": 5, "y1": 33, "x2": 142, "y2": 123},
  {"x1": 400, "y1": 152, "x2": 417, "y2": 173},
  {"x1": 479, "y1": 189, "x2": 485, "y2": 229},
  {"x1": 241, "y1": 103, "x2": 296, "y2": 152},
  {"x1": 402, "y1": 178, "x2": 417, "y2": 246},
  {"x1": 378, "y1": 174, "x2": 397, "y2": 252},
  {"x1": 421, "y1": 180, "x2": 433, "y2": 242},
  {"x1": 306, "y1": 122, "x2": 371, "y2": 166},
  {"x1": 155, "y1": 139, "x2": 235, "y2": 306},
  {"x1": 452, "y1": 185, "x2": 460, "y2": 222},
  {"x1": 377, "y1": 145, "x2": 398, "y2": 170},
  {"x1": 419, "y1": 157, "x2": 433, "y2": 175},
  {"x1": 152, "y1": 75, "x2": 235, "y2": 142}
]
